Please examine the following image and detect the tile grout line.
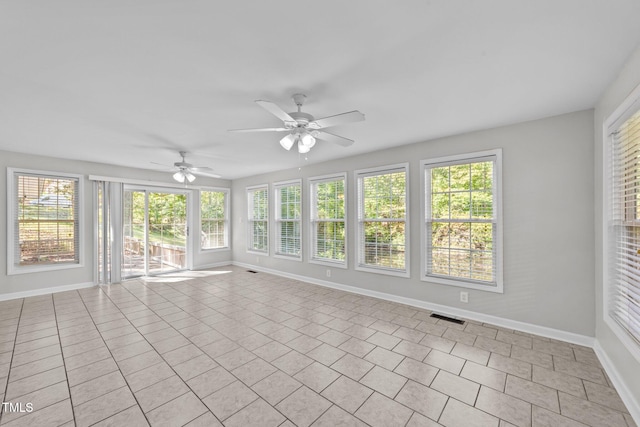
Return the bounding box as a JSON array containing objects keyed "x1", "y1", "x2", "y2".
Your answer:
[
  {"x1": 72, "y1": 287, "x2": 152, "y2": 427},
  {"x1": 0, "y1": 299, "x2": 24, "y2": 425}
]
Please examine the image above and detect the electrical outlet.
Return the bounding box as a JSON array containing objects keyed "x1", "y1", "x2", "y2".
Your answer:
[
  {"x1": 326, "y1": 269, "x2": 331, "y2": 278},
  {"x1": 460, "y1": 291, "x2": 469, "y2": 303}
]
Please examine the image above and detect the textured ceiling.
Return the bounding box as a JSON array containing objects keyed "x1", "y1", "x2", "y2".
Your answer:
[{"x1": 1, "y1": 0, "x2": 640, "y2": 179}]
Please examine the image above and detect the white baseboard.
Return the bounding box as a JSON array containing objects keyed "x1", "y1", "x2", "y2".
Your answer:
[
  {"x1": 0, "y1": 281, "x2": 96, "y2": 302},
  {"x1": 593, "y1": 340, "x2": 640, "y2": 425},
  {"x1": 232, "y1": 261, "x2": 594, "y2": 347},
  {"x1": 195, "y1": 261, "x2": 233, "y2": 270}
]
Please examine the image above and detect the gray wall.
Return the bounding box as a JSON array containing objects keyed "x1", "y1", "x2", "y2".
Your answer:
[
  {"x1": 0, "y1": 149, "x2": 231, "y2": 296},
  {"x1": 232, "y1": 110, "x2": 595, "y2": 336},
  {"x1": 594, "y1": 44, "x2": 640, "y2": 404}
]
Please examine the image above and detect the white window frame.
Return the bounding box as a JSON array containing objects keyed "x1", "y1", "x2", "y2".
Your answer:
[
  {"x1": 603, "y1": 83, "x2": 640, "y2": 362},
  {"x1": 309, "y1": 173, "x2": 347, "y2": 268},
  {"x1": 247, "y1": 184, "x2": 269, "y2": 255},
  {"x1": 420, "y1": 149, "x2": 503, "y2": 293},
  {"x1": 274, "y1": 179, "x2": 302, "y2": 261},
  {"x1": 198, "y1": 187, "x2": 230, "y2": 252},
  {"x1": 7, "y1": 167, "x2": 85, "y2": 275},
  {"x1": 355, "y1": 163, "x2": 410, "y2": 278}
]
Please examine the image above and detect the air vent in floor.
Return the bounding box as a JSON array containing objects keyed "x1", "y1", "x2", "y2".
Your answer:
[
  {"x1": 430, "y1": 313, "x2": 465, "y2": 325},
  {"x1": 246, "y1": 270, "x2": 258, "y2": 274}
]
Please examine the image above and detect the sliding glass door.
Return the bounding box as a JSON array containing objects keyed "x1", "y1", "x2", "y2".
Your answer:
[{"x1": 122, "y1": 187, "x2": 188, "y2": 278}]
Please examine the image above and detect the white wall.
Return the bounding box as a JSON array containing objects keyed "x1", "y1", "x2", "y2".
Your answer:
[
  {"x1": 232, "y1": 110, "x2": 595, "y2": 336},
  {"x1": 0, "y1": 149, "x2": 231, "y2": 296},
  {"x1": 594, "y1": 44, "x2": 640, "y2": 409}
]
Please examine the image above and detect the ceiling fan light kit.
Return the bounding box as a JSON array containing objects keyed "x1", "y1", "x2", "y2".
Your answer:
[
  {"x1": 230, "y1": 93, "x2": 365, "y2": 154},
  {"x1": 151, "y1": 151, "x2": 221, "y2": 183}
]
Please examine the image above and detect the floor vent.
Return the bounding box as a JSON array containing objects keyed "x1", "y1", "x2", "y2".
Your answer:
[
  {"x1": 430, "y1": 313, "x2": 465, "y2": 325},
  {"x1": 246, "y1": 270, "x2": 258, "y2": 274}
]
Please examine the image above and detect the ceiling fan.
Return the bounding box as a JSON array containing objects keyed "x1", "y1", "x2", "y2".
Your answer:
[
  {"x1": 229, "y1": 93, "x2": 365, "y2": 154},
  {"x1": 151, "y1": 151, "x2": 221, "y2": 183}
]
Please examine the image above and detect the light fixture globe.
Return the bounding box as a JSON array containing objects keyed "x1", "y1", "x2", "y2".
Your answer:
[
  {"x1": 185, "y1": 172, "x2": 196, "y2": 182},
  {"x1": 280, "y1": 134, "x2": 295, "y2": 151},
  {"x1": 298, "y1": 140, "x2": 311, "y2": 154},
  {"x1": 301, "y1": 133, "x2": 316, "y2": 148},
  {"x1": 173, "y1": 171, "x2": 185, "y2": 183}
]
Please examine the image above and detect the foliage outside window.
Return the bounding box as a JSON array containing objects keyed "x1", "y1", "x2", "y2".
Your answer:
[
  {"x1": 247, "y1": 186, "x2": 268, "y2": 253},
  {"x1": 423, "y1": 150, "x2": 501, "y2": 290},
  {"x1": 200, "y1": 190, "x2": 228, "y2": 250},
  {"x1": 275, "y1": 181, "x2": 301, "y2": 258},
  {"x1": 311, "y1": 175, "x2": 346, "y2": 265},
  {"x1": 608, "y1": 104, "x2": 640, "y2": 351},
  {"x1": 356, "y1": 165, "x2": 408, "y2": 275},
  {"x1": 10, "y1": 170, "x2": 80, "y2": 273}
]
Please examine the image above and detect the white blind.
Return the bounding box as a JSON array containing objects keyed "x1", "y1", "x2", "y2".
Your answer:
[
  {"x1": 610, "y1": 108, "x2": 640, "y2": 346},
  {"x1": 311, "y1": 176, "x2": 346, "y2": 263},
  {"x1": 425, "y1": 157, "x2": 497, "y2": 285},
  {"x1": 357, "y1": 167, "x2": 407, "y2": 271},
  {"x1": 247, "y1": 186, "x2": 268, "y2": 252},
  {"x1": 201, "y1": 190, "x2": 228, "y2": 249},
  {"x1": 275, "y1": 182, "x2": 301, "y2": 257},
  {"x1": 15, "y1": 172, "x2": 80, "y2": 266}
]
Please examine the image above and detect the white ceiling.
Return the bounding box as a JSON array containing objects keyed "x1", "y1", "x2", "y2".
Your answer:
[{"x1": 1, "y1": 1, "x2": 639, "y2": 179}]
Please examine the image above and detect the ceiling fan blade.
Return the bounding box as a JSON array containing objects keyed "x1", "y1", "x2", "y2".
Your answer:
[
  {"x1": 191, "y1": 170, "x2": 222, "y2": 178},
  {"x1": 150, "y1": 161, "x2": 174, "y2": 168},
  {"x1": 308, "y1": 110, "x2": 365, "y2": 129},
  {"x1": 228, "y1": 127, "x2": 290, "y2": 133},
  {"x1": 314, "y1": 131, "x2": 355, "y2": 147},
  {"x1": 190, "y1": 166, "x2": 214, "y2": 172},
  {"x1": 255, "y1": 100, "x2": 297, "y2": 125}
]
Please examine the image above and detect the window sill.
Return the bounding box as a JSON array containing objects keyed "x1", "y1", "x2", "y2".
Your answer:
[
  {"x1": 355, "y1": 264, "x2": 409, "y2": 278},
  {"x1": 199, "y1": 247, "x2": 231, "y2": 253},
  {"x1": 309, "y1": 258, "x2": 347, "y2": 269},
  {"x1": 421, "y1": 274, "x2": 503, "y2": 293},
  {"x1": 8, "y1": 262, "x2": 84, "y2": 276},
  {"x1": 247, "y1": 249, "x2": 269, "y2": 256},
  {"x1": 274, "y1": 253, "x2": 302, "y2": 262}
]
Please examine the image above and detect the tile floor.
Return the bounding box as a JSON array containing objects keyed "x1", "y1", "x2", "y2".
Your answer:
[{"x1": 0, "y1": 266, "x2": 635, "y2": 427}]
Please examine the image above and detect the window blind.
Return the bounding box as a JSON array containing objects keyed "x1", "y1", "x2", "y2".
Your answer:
[
  {"x1": 425, "y1": 157, "x2": 497, "y2": 285},
  {"x1": 610, "y1": 108, "x2": 640, "y2": 346},
  {"x1": 201, "y1": 190, "x2": 228, "y2": 249},
  {"x1": 357, "y1": 167, "x2": 407, "y2": 271},
  {"x1": 15, "y1": 172, "x2": 80, "y2": 266},
  {"x1": 311, "y1": 176, "x2": 346, "y2": 263},
  {"x1": 247, "y1": 186, "x2": 268, "y2": 253},
  {"x1": 275, "y1": 182, "x2": 301, "y2": 257}
]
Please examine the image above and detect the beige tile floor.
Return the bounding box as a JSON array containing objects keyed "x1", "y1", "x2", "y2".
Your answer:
[{"x1": 0, "y1": 266, "x2": 635, "y2": 427}]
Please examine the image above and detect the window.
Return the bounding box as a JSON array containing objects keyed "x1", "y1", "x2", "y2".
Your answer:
[
  {"x1": 8, "y1": 168, "x2": 82, "y2": 275},
  {"x1": 606, "y1": 90, "x2": 640, "y2": 357},
  {"x1": 247, "y1": 185, "x2": 268, "y2": 254},
  {"x1": 422, "y1": 150, "x2": 502, "y2": 292},
  {"x1": 200, "y1": 189, "x2": 229, "y2": 250},
  {"x1": 310, "y1": 174, "x2": 346, "y2": 266},
  {"x1": 356, "y1": 164, "x2": 408, "y2": 276},
  {"x1": 275, "y1": 180, "x2": 301, "y2": 259}
]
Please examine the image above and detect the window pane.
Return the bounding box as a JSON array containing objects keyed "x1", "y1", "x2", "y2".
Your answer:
[
  {"x1": 363, "y1": 221, "x2": 405, "y2": 269},
  {"x1": 425, "y1": 156, "x2": 498, "y2": 285},
  {"x1": 360, "y1": 168, "x2": 407, "y2": 271},
  {"x1": 277, "y1": 183, "x2": 301, "y2": 256},
  {"x1": 313, "y1": 178, "x2": 346, "y2": 262},
  {"x1": 248, "y1": 187, "x2": 268, "y2": 252},
  {"x1": 16, "y1": 174, "x2": 78, "y2": 266},
  {"x1": 201, "y1": 191, "x2": 227, "y2": 249}
]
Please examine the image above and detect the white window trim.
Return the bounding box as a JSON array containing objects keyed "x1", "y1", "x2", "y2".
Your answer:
[
  {"x1": 7, "y1": 167, "x2": 85, "y2": 275},
  {"x1": 198, "y1": 187, "x2": 231, "y2": 253},
  {"x1": 355, "y1": 163, "x2": 410, "y2": 278},
  {"x1": 247, "y1": 184, "x2": 269, "y2": 256},
  {"x1": 309, "y1": 173, "x2": 348, "y2": 269},
  {"x1": 273, "y1": 179, "x2": 302, "y2": 261},
  {"x1": 603, "y1": 82, "x2": 640, "y2": 363},
  {"x1": 420, "y1": 149, "x2": 503, "y2": 293}
]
